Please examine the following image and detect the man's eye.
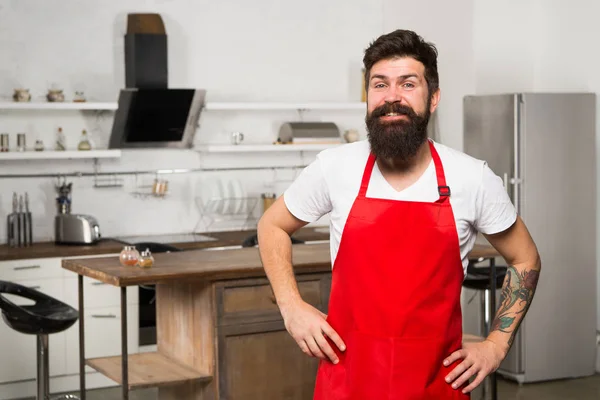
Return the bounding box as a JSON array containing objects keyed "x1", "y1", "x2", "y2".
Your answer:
[
  {"x1": 374, "y1": 83, "x2": 386, "y2": 88},
  {"x1": 403, "y1": 83, "x2": 415, "y2": 89}
]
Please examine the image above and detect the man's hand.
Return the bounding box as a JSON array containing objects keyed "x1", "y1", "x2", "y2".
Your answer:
[
  {"x1": 443, "y1": 340, "x2": 507, "y2": 393},
  {"x1": 281, "y1": 300, "x2": 346, "y2": 364}
]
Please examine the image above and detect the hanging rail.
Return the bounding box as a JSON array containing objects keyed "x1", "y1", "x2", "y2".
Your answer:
[{"x1": 0, "y1": 164, "x2": 307, "y2": 179}]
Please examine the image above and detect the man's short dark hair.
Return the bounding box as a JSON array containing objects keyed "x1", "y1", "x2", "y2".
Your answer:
[{"x1": 363, "y1": 30, "x2": 439, "y2": 98}]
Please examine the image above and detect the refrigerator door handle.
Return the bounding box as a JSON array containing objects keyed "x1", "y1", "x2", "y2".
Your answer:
[{"x1": 503, "y1": 173, "x2": 509, "y2": 191}]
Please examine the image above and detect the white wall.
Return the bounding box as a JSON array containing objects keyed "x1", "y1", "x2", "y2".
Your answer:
[
  {"x1": 473, "y1": 0, "x2": 539, "y2": 94},
  {"x1": 382, "y1": 0, "x2": 475, "y2": 151},
  {"x1": 0, "y1": 0, "x2": 383, "y2": 241}
]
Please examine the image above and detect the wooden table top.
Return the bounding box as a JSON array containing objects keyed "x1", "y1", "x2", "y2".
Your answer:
[{"x1": 62, "y1": 242, "x2": 500, "y2": 287}]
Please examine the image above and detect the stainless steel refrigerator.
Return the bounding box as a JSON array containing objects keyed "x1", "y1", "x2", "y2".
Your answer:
[{"x1": 463, "y1": 93, "x2": 598, "y2": 383}]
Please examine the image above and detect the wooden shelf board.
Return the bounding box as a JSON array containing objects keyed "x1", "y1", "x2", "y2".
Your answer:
[{"x1": 86, "y1": 352, "x2": 212, "y2": 390}]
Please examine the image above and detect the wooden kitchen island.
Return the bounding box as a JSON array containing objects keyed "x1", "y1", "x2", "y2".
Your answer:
[{"x1": 61, "y1": 242, "x2": 499, "y2": 400}]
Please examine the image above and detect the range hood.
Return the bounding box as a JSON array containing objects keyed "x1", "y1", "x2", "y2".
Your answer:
[
  {"x1": 108, "y1": 88, "x2": 205, "y2": 149},
  {"x1": 108, "y1": 13, "x2": 206, "y2": 149}
]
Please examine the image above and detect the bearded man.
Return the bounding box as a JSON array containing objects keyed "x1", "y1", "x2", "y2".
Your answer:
[{"x1": 257, "y1": 29, "x2": 541, "y2": 399}]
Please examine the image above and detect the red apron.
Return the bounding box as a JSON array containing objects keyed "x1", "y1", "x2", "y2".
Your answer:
[{"x1": 313, "y1": 141, "x2": 469, "y2": 400}]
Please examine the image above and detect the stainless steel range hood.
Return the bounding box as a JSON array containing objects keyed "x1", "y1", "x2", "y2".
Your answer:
[
  {"x1": 108, "y1": 14, "x2": 207, "y2": 149},
  {"x1": 108, "y1": 88, "x2": 206, "y2": 149}
]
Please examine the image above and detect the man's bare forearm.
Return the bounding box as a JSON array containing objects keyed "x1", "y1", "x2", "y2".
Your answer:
[
  {"x1": 487, "y1": 257, "x2": 541, "y2": 354},
  {"x1": 257, "y1": 221, "x2": 302, "y2": 310}
]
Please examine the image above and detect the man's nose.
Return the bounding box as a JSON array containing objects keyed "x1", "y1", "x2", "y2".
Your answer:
[{"x1": 383, "y1": 86, "x2": 405, "y2": 104}]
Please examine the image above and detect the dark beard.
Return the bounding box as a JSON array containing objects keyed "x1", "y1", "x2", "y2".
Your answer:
[{"x1": 366, "y1": 101, "x2": 431, "y2": 161}]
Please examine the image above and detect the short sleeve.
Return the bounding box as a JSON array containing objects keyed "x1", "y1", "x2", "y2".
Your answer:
[
  {"x1": 283, "y1": 156, "x2": 332, "y2": 223},
  {"x1": 474, "y1": 162, "x2": 518, "y2": 234}
]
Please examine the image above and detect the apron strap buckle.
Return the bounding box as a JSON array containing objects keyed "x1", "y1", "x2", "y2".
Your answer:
[{"x1": 438, "y1": 185, "x2": 451, "y2": 197}]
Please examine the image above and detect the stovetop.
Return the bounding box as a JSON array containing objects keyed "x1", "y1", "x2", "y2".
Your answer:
[{"x1": 115, "y1": 233, "x2": 218, "y2": 245}]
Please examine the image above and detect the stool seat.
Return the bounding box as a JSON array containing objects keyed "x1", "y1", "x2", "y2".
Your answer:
[
  {"x1": 462, "y1": 265, "x2": 508, "y2": 290},
  {"x1": 0, "y1": 280, "x2": 78, "y2": 335}
]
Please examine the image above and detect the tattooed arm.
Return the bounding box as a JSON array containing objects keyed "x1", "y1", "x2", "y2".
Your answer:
[
  {"x1": 483, "y1": 216, "x2": 541, "y2": 353},
  {"x1": 444, "y1": 216, "x2": 540, "y2": 393}
]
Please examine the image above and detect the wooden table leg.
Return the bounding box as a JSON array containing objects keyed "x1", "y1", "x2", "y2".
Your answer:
[
  {"x1": 156, "y1": 281, "x2": 216, "y2": 400},
  {"x1": 121, "y1": 286, "x2": 129, "y2": 400}
]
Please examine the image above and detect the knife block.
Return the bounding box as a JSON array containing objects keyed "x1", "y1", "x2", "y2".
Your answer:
[{"x1": 6, "y1": 211, "x2": 32, "y2": 247}]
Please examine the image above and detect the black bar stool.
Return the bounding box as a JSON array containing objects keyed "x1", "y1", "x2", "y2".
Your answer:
[{"x1": 0, "y1": 280, "x2": 79, "y2": 400}]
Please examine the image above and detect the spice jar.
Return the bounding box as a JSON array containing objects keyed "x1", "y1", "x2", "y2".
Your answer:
[
  {"x1": 119, "y1": 246, "x2": 140, "y2": 267},
  {"x1": 137, "y1": 248, "x2": 154, "y2": 268}
]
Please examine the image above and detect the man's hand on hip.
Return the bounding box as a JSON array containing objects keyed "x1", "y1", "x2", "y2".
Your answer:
[
  {"x1": 442, "y1": 339, "x2": 507, "y2": 393},
  {"x1": 281, "y1": 300, "x2": 346, "y2": 364}
]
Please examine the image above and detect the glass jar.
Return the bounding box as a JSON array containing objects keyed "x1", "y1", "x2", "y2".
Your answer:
[
  {"x1": 137, "y1": 248, "x2": 154, "y2": 268},
  {"x1": 78, "y1": 129, "x2": 92, "y2": 151},
  {"x1": 119, "y1": 246, "x2": 140, "y2": 267}
]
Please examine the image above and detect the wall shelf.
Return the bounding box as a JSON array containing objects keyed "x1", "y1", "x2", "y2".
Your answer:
[
  {"x1": 203, "y1": 102, "x2": 366, "y2": 111},
  {"x1": 0, "y1": 101, "x2": 365, "y2": 112},
  {"x1": 0, "y1": 150, "x2": 121, "y2": 160},
  {"x1": 0, "y1": 102, "x2": 118, "y2": 111},
  {"x1": 195, "y1": 143, "x2": 341, "y2": 153}
]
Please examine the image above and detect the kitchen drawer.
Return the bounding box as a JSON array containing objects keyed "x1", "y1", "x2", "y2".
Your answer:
[
  {"x1": 63, "y1": 276, "x2": 138, "y2": 309},
  {"x1": 0, "y1": 257, "x2": 63, "y2": 281},
  {"x1": 65, "y1": 304, "x2": 138, "y2": 375},
  {"x1": 216, "y1": 274, "x2": 326, "y2": 325}
]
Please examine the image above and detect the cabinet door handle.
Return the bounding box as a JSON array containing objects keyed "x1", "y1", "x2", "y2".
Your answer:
[
  {"x1": 13, "y1": 265, "x2": 40, "y2": 271},
  {"x1": 91, "y1": 314, "x2": 117, "y2": 319},
  {"x1": 91, "y1": 282, "x2": 106, "y2": 286}
]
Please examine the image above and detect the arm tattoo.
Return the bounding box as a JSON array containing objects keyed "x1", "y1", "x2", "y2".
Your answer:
[{"x1": 491, "y1": 265, "x2": 540, "y2": 347}]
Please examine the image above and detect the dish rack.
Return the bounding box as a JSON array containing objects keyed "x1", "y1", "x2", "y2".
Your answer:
[{"x1": 193, "y1": 195, "x2": 259, "y2": 231}]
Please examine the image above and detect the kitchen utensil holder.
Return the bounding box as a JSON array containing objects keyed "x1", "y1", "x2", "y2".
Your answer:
[
  {"x1": 193, "y1": 195, "x2": 258, "y2": 231},
  {"x1": 93, "y1": 174, "x2": 124, "y2": 188},
  {"x1": 130, "y1": 175, "x2": 168, "y2": 199}
]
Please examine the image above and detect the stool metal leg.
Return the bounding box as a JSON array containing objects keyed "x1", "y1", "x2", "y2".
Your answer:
[
  {"x1": 37, "y1": 334, "x2": 49, "y2": 400},
  {"x1": 121, "y1": 286, "x2": 128, "y2": 400},
  {"x1": 488, "y1": 258, "x2": 497, "y2": 400},
  {"x1": 78, "y1": 274, "x2": 86, "y2": 400}
]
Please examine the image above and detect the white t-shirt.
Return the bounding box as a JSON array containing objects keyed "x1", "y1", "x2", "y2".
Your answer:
[{"x1": 283, "y1": 140, "x2": 517, "y2": 275}]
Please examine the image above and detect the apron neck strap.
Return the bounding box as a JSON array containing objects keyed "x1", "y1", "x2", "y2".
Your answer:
[
  {"x1": 358, "y1": 153, "x2": 377, "y2": 197},
  {"x1": 429, "y1": 140, "x2": 451, "y2": 203},
  {"x1": 359, "y1": 140, "x2": 451, "y2": 201}
]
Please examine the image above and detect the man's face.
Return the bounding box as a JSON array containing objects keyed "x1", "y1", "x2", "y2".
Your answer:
[{"x1": 365, "y1": 57, "x2": 440, "y2": 161}]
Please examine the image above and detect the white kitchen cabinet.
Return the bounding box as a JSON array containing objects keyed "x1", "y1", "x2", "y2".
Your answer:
[
  {"x1": 0, "y1": 257, "x2": 63, "y2": 281},
  {"x1": 64, "y1": 305, "x2": 139, "y2": 375},
  {"x1": 0, "y1": 278, "x2": 66, "y2": 384}
]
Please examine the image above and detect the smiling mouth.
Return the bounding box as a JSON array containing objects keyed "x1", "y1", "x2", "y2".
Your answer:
[{"x1": 380, "y1": 113, "x2": 407, "y2": 119}]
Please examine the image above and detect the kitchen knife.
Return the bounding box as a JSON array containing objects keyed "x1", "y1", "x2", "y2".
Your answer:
[
  {"x1": 9, "y1": 193, "x2": 17, "y2": 247},
  {"x1": 6, "y1": 213, "x2": 14, "y2": 247},
  {"x1": 25, "y1": 192, "x2": 32, "y2": 246},
  {"x1": 18, "y1": 195, "x2": 24, "y2": 247}
]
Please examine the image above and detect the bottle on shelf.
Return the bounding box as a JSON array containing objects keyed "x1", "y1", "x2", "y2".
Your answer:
[
  {"x1": 55, "y1": 127, "x2": 67, "y2": 151},
  {"x1": 77, "y1": 129, "x2": 92, "y2": 151}
]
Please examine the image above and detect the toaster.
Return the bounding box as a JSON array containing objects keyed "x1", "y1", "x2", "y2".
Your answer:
[{"x1": 55, "y1": 214, "x2": 101, "y2": 245}]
